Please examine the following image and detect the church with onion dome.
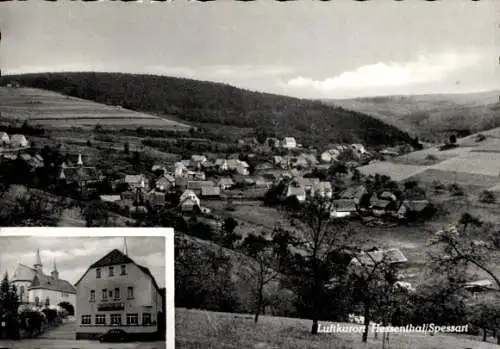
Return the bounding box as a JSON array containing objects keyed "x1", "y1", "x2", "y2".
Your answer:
[{"x1": 11, "y1": 249, "x2": 76, "y2": 314}]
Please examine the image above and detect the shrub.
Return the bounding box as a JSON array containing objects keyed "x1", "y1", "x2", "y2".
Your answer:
[
  {"x1": 425, "y1": 154, "x2": 438, "y2": 161},
  {"x1": 448, "y1": 183, "x2": 465, "y2": 196},
  {"x1": 432, "y1": 180, "x2": 446, "y2": 193},
  {"x1": 475, "y1": 134, "x2": 486, "y2": 142},
  {"x1": 479, "y1": 190, "x2": 496, "y2": 204},
  {"x1": 439, "y1": 143, "x2": 459, "y2": 151}
]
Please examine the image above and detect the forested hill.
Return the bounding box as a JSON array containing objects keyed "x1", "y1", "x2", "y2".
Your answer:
[{"x1": 1, "y1": 72, "x2": 412, "y2": 147}]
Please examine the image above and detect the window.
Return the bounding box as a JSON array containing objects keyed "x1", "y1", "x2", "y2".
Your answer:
[
  {"x1": 127, "y1": 287, "x2": 134, "y2": 299},
  {"x1": 90, "y1": 290, "x2": 95, "y2": 302},
  {"x1": 81, "y1": 315, "x2": 91, "y2": 325},
  {"x1": 121, "y1": 264, "x2": 126, "y2": 275},
  {"x1": 96, "y1": 268, "x2": 101, "y2": 279},
  {"x1": 126, "y1": 313, "x2": 139, "y2": 325},
  {"x1": 114, "y1": 287, "x2": 120, "y2": 300},
  {"x1": 109, "y1": 266, "x2": 114, "y2": 277},
  {"x1": 102, "y1": 289, "x2": 107, "y2": 300},
  {"x1": 95, "y1": 315, "x2": 106, "y2": 325},
  {"x1": 110, "y1": 314, "x2": 121, "y2": 325},
  {"x1": 142, "y1": 313, "x2": 152, "y2": 325},
  {"x1": 109, "y1": 290, "x2": 113, "y2": 298}
]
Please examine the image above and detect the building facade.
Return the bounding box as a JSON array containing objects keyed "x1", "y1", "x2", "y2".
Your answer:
[
  {"x1": 75, "y1": 249, "x2": 164, "y2": 340},
  {"x1": 11, "y1": 249, "x2": 76, "y2": 312}
]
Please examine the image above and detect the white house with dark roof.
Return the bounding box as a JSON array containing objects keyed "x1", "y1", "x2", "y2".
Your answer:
[
  {"x1": 282, "y1": 137, "x2": 297, "y2": 149},
  {"x1": 75, "y1": 245, "x2": 164, "y2": 340},
  {"x1": 10, "y1": 134, "x2": 29, "y2": 148},
  {"x1": 0, "y1": 132, "x2": 10, "y2": 145},
  {"x1": 11, "y1": 249, "x2": 76, "y2": 312}
]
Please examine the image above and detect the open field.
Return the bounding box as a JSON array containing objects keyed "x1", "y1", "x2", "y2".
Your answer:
[
  {"x1": 176, "y1": 308, "x2": 500, "y2": 349},
  {"x1": 358, "y1": 126, "x2": 500, "y2": 190},
  {"x1": 0, "y1": 87, "x2": 191, "y2": 130}
]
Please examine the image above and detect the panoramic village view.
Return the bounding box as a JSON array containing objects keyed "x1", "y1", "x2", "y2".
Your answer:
[{"x1": 1, "y1": 1, "x2": 500, "y2": 348}]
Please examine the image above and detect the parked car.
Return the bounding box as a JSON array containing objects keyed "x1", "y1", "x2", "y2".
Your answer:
[{"x1": 99, "y1": 329, "x2": 129, "y2": 342}]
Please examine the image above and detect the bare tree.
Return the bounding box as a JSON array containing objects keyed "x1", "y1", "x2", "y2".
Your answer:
[
  {"x1": 240, "y1": 233, "x2": 281, "y2": 323},
  {"x1": 285, "y1": 196, "x2": 354, "y2": 334}
]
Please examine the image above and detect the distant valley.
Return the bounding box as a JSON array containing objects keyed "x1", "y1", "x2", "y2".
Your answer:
[{"x1": 324, "y1": 91, "x2": 500, "y2": 142}]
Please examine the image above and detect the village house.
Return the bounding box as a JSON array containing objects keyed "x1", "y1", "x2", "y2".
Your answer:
[
  {"x1": 59, "y1": 154, "x2": 101, "y2": 192},
  {"x1": 186, "y1": 180, "x2": 215, "y2": 195},
  {"x1": 214, "y1": 159, "x2": 229, "y2": 172},
  {"x1": 217, "y1": 177, "x2": 235, "y2": 190},
  {"x1": 282, "y1": 137, "x2": 297, "y2": 150},
  {"x1": 285, "y1": 180, "x2": 306, "y2": 203},
  {"x1": 253, "y1": 176, "x2": 273, "y2": 189},
  {"x1": 396, "y1": 199, "x2": 431, "y2": 219},
  {"x1": 200, "y1": 185, "x2": 221, "y2": 198},
  {"x1": 0, "y1": 132, "x2": 10, "y2": 145},
  {"x1": 254, "y1": 162, "x2": 274, "y2": 172},
  {"x1": 179, "y1": 190, "x2": 201, "y2": 212},
  {"x1": 340, "y1": 185, "x2": 368, "y2": 204},
  {"x1": 227, "y1": 159, "x2": 250, "y2": 175},
  {"x1": 349, "y1": 248, "x2": 408, "y2": 269},
  {"x1": 10, "y1": 134, "x2": 29, "y2": 148},
  {"x1": 11, "y1": 249, "x2": 76, "y2": 311},
  {"x1": 144, "y1": 189, "x2": 166, "y2": 207},
  {"x1": 100, "y1": 195, "x2": 122, "y2": 203},
  {"x1": 265, "y1": 137, "x2": 281, "y2": 148},
  {"x1": 174, "y1": 162, "x2": 188, "y2": 177},
  {"x1": 311, "y1": 181, "x2": 333, "y2": 198},
  {"x1": 330, "y1": 199, "x2": 358, "y2": 218},
  {"x1": 75, "y1": 246, "x2": 164, "y2": 340},
  {"x1": 155, "y1": 174, "x2": 175, "y2": 191},
  {"x1": 124, "y1": 174, "x2": 149, "y2": 191},
  {"x1": 19, "y1": 153, "x2": 44, "y2": 171}
]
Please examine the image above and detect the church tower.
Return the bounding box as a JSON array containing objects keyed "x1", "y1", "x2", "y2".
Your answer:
[
  {"x1": 77, "y1": 153, "x2": 83, "y2": 166},
  {"x1": 34, "y1": 249, "x2": 43, "y2": 274},
  {"x1": 51, "y1": 260, "x2": 59, "y2": 280}
]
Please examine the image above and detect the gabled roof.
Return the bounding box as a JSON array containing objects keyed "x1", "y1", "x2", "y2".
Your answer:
[
  {"x1": 350, "y1": 248, "x2": 407, "y2": 267},
  {"x1": 124, "y1": 174, "x2": 147, "y2": 184},
  {"x1": 201, "y1": 186, "x2": 221, "y2": 196},
  {"x1": 30, "y1": 273, "x2": 76, "y2": 294},
  {"x1": 187, "y1": 180, "x2": 214, "y2": 190},
  {"x1": 11, "y1": 264, "x2": 37, "y2": 282},
  {"x1": 332, "y1": 199, "x2": 357, "y2": 212},
  {"x1": 217, "y1": 177, "x2": 234, "y2": 186},
  {"x1": 400, "y1": 200, "x2": 430, "y2": 212},
  {"x1": 75, "y1": 249, "x2": 161, "y2": 293}
]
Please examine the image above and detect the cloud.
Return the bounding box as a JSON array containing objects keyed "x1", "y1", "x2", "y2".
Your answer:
[{"x1": 286, "y1": 51, "x2": 482, "y2": 94}]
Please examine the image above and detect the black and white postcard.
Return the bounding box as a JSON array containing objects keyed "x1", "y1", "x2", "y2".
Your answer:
[{"x1": 1, "y1": 1, "x2": 500, "y2": 348}]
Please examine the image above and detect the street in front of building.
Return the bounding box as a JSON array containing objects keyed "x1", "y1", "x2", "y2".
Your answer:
[{"x1": 0, "y1": 338, "x2": 166, "y2": 349}]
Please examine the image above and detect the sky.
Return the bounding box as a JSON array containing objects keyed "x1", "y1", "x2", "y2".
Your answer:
[
  {"x1": 0, "y1": 0, "x2": 499, "y2": 99},
  {"x1": 0, "y1": 236, "x2": 166, "y2": 287}
]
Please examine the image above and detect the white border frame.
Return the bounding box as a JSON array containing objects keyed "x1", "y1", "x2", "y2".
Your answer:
[{"x1": 0, "y1": 227, "x2": 175, "y2": 349}]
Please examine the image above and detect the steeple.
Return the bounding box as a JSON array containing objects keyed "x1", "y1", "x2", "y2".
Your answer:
[
  {"x1": 34, "y1": 249, "x2": 43, "y2": 273},
  {"x1": 123, "y1": 237, "x2": 128, "y2": 256},
  {"x1": 51, "y1": 260, "x2": 59, "y2": 280},
  {"x1": 77, "y1": 153, "x2": 83, "y2": 166}
]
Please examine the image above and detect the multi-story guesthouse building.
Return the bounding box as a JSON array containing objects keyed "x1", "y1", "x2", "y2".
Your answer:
[
  {"x1": 11, "y1": 249, "x2": 76, "y2": 313},
  {"x1": 75, "y1": 243, "x2": 164, "y2": 340}
]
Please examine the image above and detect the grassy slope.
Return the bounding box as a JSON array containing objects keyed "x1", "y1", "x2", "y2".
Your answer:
[
  {"x1": 176, "y1": 308, "x2": 500, "y2": 349},
  {"x1": 1, "y1": 73, "x2": 411, "y2": 147},
  {"x1": 325, "y1": 91, "x2": 500, "y2": 142}
]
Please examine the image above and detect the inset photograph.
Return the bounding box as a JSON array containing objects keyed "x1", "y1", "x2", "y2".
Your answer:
[{"x1": 0, "y1": 234, "x2": 167, "y2": 349}]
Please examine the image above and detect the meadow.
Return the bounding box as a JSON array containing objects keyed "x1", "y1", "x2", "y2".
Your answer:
[
  {"x1": 0, "y1": 87, "x2": 190, "y2": 130},
  {"x1": 175, "y1": 308, "x2": 500, "y2": 349}
]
